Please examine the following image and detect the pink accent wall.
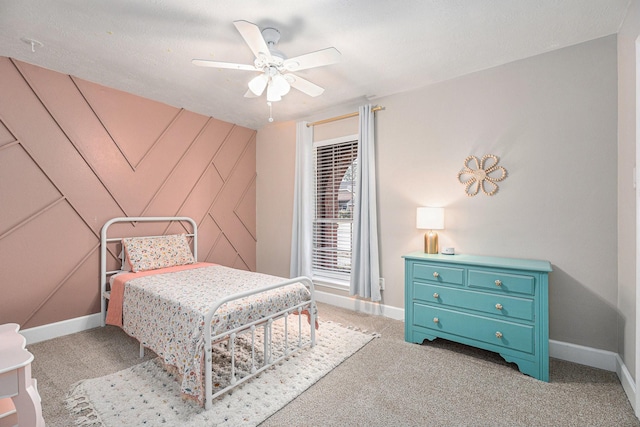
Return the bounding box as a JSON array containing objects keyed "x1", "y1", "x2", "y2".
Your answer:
[{"x1": 0, "y1": 57, "x2": 256, "y2": 329}]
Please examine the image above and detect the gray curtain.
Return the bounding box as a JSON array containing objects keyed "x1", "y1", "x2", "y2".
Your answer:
[
  {"x1": 349, "y1": 105, "x2": 381, "y2": 301},
  {"x1": 290, "y1": 121, "x2": 314, "y2": 279}
]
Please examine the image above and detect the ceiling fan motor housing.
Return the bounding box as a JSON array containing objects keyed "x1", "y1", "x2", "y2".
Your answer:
[
  {"x1": 261, "y1": 27, "x2": 281, "y2": 45},
  {"x1": 261, "y1": 27, "x2": 286, "y2": 63}
]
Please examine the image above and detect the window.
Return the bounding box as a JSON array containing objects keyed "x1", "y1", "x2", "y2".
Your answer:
[{"x1": 312, "y1": 135, "x2": 358, "y2": 283}]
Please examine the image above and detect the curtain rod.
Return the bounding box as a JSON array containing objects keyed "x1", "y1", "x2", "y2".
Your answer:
[{"x1": 306, "y1": 105, "x2": 384, "y2": 127}]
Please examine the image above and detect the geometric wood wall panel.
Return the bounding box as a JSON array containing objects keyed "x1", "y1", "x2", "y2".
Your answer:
[
  {"x1": 0, "y1": 122, "x2": 14, "y2": 146},
  {"x1": 0, "y1": 56, "x2": 256, "y2": 328},
  {"x1": 74, "y1": 78, "x2": 180, "y2": 169},
  {"x1": 236, "y1": 177, "x2": 257, "y2": 240},
  {"x1": 0, "y1": 200, "x2": 97, "y2": 327},
  {"x1": 0, "y1": 143, "x2": 62, "y2": 237}
]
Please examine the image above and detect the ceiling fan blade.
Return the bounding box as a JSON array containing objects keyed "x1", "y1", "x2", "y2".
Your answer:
[
  {"x1": 192, "y1": 59, "x2": 258, "y2": 71},
  {"x1": 233, "y1": 20, "x2": 273, "y2": 62},
  {"x1": 283, "y1": 47, "x2": 341, "y2": 72},
  {"x1": 286, "y1": 74, "x2": 325, "y2": 97}
]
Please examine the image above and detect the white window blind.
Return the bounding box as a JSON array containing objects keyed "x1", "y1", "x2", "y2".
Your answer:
[{"x1": 312, "y1": 136, "x2": 358, "y2": 281}]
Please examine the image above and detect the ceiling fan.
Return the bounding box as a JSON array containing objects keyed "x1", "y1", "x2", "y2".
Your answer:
[{"x1": 192, "y1": 20, "x2": 341, "y2": 103}]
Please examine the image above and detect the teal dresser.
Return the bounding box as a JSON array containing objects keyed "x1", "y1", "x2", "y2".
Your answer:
[{"x1": 403, "y1": 252, "x2": 552, "y2": 381}]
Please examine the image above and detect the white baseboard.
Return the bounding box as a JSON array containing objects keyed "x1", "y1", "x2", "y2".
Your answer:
[
  {"x1": 17, "y1": 295, "x2": 639, "y2": 416},
  {"x1": 315, "y1": 290, "x2": 405, "y2": 321},
  {"x1": 617, "y1": 353, "x2": 637, "y2": 413},
  {"x1": 20, "y1": 299, "x2": 629, "y2": 377},
  {"x1": 20, "y1": 313, "x2": 102, "y2": 345},
  {"x1": 548, "y1": 339, "x2": 618, "y2": 371}
]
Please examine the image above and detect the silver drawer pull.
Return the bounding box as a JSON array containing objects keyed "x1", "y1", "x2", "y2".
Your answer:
[
  {"x1": 495, "y1": 303, "x2": 503, "y2": 310},
  {"x1": 433, "y1": 272, "x2": 440, "y2": 278},
  {"x1": 495, "y1": 279, "x2": 502, "y2": 287},
  {"x1": 433, "y1": 293, "x2": 439, "y2": 299},
  {"x1": 495, "y1": 331, "x2": 503, "y2": 339},
  {"x1": 433, "y1": 317, "x2": 439, "y2": 324}
]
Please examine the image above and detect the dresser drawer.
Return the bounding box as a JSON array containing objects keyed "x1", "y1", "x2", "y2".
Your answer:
[
  {"x1": 414, "y1": 283, "x2": 535, "y2": 321},
  {"x1": 413, "y1": 304, "x2": 534, "y2": 354},
  {"x1": 413, "y1": 263, "x2": 464, "y2": 286},
  {"x1": 468, "y1": 269, "x2": 535, "y2": 296}
]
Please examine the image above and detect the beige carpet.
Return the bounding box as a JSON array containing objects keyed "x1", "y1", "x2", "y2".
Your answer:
[{"x1": 29, "y1": 302, "x2": 640, "y2": 427}]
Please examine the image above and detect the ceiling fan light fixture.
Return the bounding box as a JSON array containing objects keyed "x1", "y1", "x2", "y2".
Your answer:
[
  {"x1": 271, "y1": 73, "x2": 291, "y2": 96},
  {"x1": 266, "y1": 83, "x2": 282, "y2": 102},
  {"x1": 248, "y1": 73, "x2": 268, "y2": 96}
]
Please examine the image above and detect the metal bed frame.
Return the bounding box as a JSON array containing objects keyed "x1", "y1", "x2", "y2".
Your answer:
[{"x1": 99, "y1": 216, "x2": 316, "y2": 410}]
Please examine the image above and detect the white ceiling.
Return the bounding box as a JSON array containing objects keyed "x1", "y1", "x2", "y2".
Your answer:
[{"x1": 0, "y1": 0, "x2": 631, "y2": 129}]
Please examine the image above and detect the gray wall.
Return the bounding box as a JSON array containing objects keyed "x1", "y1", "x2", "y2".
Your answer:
[{"x1": 257, "y1": 35, "x2": 619, "y2": 352}]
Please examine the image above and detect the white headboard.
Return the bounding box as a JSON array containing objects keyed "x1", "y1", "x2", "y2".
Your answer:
[{"x1": 99, "y1": 216, "x2": 197, "y2": 326}]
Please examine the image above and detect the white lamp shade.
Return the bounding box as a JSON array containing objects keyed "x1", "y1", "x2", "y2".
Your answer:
[
  {"x1": 416, "y1": 207, "x2": 444, "y2": 230},
  {"x1": 248, "y1": 73, "x2": 268, "y2": 96},
  {"x1": 271, "y1": 73, "x2": 291, "y2": 96},
  {"x1": 266, "y1": 83, "x2": 282, "y2": 102}
]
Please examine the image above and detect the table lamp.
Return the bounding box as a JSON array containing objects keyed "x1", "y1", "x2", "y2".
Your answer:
[{"x1": 416, "y1": 207, "x2": 444, "y2": 254}]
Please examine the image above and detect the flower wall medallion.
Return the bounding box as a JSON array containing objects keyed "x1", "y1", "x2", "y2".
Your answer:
[{"x1": 457, "y1": 154, "x2": 508, "y2": 196}]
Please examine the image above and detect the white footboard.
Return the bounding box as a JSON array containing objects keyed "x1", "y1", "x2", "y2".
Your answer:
[{"x1": 202, "y1": 276, "x2": 316, "y2": 410}]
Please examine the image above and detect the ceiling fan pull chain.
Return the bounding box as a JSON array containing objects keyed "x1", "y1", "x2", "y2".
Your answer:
[{"x1": 267, "y1": 102, "x2": 274, "y2": 123}]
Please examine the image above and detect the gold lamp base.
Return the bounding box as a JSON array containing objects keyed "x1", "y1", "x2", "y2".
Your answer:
[{"x1": 425, "y1": 231, "x2": 439, "y2": 254}]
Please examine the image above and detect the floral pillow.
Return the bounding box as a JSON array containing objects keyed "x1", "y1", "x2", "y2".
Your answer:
[{"x1": 122, "y1": 234, "x2": 195, "y2": 273}]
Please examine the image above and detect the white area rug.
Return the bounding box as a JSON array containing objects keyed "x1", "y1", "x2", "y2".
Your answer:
[{"x1": 66, "y1": 320, "x2": 376, "y2": 426}]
